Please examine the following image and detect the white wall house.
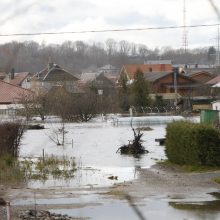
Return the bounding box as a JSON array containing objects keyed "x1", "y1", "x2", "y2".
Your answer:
[{"x1": 212, "y1": 100, "x2": 220, "y2": 111}]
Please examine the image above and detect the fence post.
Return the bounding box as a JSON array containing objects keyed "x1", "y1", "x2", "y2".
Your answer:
[
  {"x1": 42, "y1": 149, "x2": 45, "y2": 163},
  {"x1": 6, "y1": 202, "x2": 10, "y2": 220}
]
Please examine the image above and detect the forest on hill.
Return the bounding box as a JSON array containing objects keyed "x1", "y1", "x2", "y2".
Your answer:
[{"x1": 0, "y1": 39, "x2": 216, "y2": 74}]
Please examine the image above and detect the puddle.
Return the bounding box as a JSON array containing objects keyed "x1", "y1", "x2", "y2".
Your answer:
[
  {"x1": 170, "y1": 191, "x2": 220, "y2": 212},
  {"x1": 49, "y1": 197, "x2": 220, "y2": 220},
  {"x1": 12, "y1": 193, "x2": 220, "y2": 220},
  {"x1": 12, "y1": 192, "x2": 101, "y2": 206}
]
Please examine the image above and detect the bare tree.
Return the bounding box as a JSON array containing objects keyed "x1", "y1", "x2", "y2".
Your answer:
[
  {"x1": 106, "y1": 38, "x2": 117, "y2": 56},
  {"x1": 32, "y1": 91, "x2": 51, "y2": 121},
  {"x1": 72, "y1": 89, "x2": 98, "y2": 122}
]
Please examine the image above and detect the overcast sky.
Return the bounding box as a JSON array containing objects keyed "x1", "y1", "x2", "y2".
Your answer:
[{"x1": 0, "y1": 0, "x2": 220, "y2": 48}]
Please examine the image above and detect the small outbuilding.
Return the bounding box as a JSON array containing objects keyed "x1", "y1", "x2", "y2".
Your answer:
[{"x1": 212, "y1": 100, "x2": 220, "y2": 111}]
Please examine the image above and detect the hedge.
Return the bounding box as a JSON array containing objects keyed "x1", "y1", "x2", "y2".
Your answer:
[
  {"x1": 165, "y1": 121, "x2": 220, "y2": 166},
  {"x1": 0, "y1": 121, "x2": 25, "y2": 158}
]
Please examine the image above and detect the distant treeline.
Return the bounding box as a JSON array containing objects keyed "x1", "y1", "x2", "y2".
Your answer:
[{"x1": 0, "y1": 39, "x2": 216, "y2": 74}]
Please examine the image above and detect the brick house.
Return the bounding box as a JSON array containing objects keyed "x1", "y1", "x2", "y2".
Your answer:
[{"x1": 0, "y1": 80, "x2": 33, "y2": 116}]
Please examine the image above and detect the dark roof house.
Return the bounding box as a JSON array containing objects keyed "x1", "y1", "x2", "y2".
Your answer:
[
  {"x1": 145, "y1": 71, "x2": 198, "y2": 95},
  {"x1": 33, "y1": 63, "x2": 79, "y2": 82},
  {"x1": 31, "y1": 62, "x2": 79, "y2": 93},
  {"x1": 79, "y1": 72, "x2": 115, "y2": 95},
  {"x1": 185, "y1": 71, "x2": 215, "y2": 83}
]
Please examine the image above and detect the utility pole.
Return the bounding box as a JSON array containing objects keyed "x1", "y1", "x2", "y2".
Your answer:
[
  {"x1": 216, "y1": 28, "x2": 220, "y2": 67},
  {"x1": 173, "y1": 67, "x2": 178, "y2": 113}
]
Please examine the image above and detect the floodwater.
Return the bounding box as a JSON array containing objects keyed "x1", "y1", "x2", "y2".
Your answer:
[
  {"x1": 12, "y1": 115, "x2": 220, "y2": 220},
  {"x1": 20, "y1": 117, "x2": 167, "y2": 188},
  {"x1": 13, "y1": 190, "x2": 220, "y2": 220}
]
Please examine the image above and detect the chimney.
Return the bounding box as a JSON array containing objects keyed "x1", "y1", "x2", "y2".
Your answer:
[
  {"x1": 48, "y1": 62, "x2": 53, "y2": 71},
  {"x1": 10, "y1": 68, "x2": 15, "y2": 80}
]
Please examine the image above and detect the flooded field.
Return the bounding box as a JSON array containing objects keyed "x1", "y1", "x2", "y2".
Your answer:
[
  {"x1": 19, "y1": 117, "x2": 167, "y2": 188},
  {"x1": 7, "y1": 116, "x2": 220, "y2": 220}
]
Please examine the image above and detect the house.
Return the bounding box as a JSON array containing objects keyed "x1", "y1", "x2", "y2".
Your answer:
[
  {"x1": 80, "y1": 72, "x2": 115, "y2": 96},
  {"x1": 0, "y1": 80, "x2": 33, "y2": 117},
  {"x1": 30, "y1": 62, "x2": 79, "y2": 93},
  {"x1": 186, "y1": 71, "x2": 215, "y2": 83},
  {"x1": 3, "y1": 69, "x2": 31, "y2": 89},
  {"x1": 120, "y1": 64, "x2": 173, "y2": 82},
  {"x1": 98, "y1": 64, "x2": 119, "y2": 74},
  {"x1": 145, "y1": 72, "x2": 198, "y2": 96},
  {"x1": 144, "y1": 60, "x2": 172, "y2": 65},
  {"x1": 212, "y1": 100, "x2": 220, "y2": 111},
  {"x1": 206, "y1": 75, "x2": 220, "y2": 86},
  {"x1": 212, "y1": 82, "x2": 220, "y2": 88}
]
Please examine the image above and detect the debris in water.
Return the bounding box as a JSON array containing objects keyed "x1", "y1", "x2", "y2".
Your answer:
[{"x1": 116, "y1": 128, "x2": 149, "y2": 155}]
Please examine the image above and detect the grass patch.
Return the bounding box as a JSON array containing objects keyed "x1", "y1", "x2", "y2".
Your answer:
[
  {"x1": 169, "y1": 200, "x2": 220, "y2": 211},
  {"x1": 0, "y1": 155, "x2": 25, "y2": 184},
  {"x1": 157, "y1": 160, "x2": 220, "y2": 173},
  {"x1": 213, "y1": 177, "x2": 220, "y2": 184},
  {"x1": 101, "y1": 190, "x2": 126, "y2": 199}
]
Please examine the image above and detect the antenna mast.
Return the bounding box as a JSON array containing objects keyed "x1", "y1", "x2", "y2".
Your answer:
[
  {"x1": 182, "y1": 0, "x2": 188, "y2": 52},
  {"x1": 216, "y1": 28, "x2": 220, "y2": 67}
]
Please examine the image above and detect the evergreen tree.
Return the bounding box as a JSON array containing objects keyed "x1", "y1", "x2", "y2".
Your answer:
[
  {"x1": 208, "y1": 46, "x2": 216, "y2": 65},
  {"x1": 131, "y1": 69, "x2": 150, "y2": 111}
]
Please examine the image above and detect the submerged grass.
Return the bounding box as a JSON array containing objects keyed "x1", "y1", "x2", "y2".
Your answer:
[
  {"x1": 0, "y1": 154, "x2": 77, "y2": 185},
  {"x1": 20, "y1": 155, "x2": 76, "y2": 181}
]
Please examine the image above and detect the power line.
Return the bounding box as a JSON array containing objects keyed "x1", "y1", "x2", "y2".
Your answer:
[
  {"x1": 208, "y1": 0, "x2": 220, "y2": 20},
  {"x1": 0, "y1": 23, "x2": 220, "y2": 37}
]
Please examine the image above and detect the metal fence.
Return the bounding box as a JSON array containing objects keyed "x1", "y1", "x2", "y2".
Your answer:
[{"x1": 0, "y1": 202, "x2": 10, "y2": 220}]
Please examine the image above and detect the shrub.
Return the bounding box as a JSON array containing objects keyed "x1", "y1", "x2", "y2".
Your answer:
[
  {"x1": 165, "y1": 121, "x2": 220, "y2": 166},
  {"x1": 0, "y1": 121, "x2": 25, "y2": 158}
]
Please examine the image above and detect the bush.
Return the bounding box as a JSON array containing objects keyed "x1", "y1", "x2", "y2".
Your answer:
[
  {"x1": 165, "y1": 121, "x2": 220, "y2": 166},
  {"x1": 0, "y1": 121, "x2": 25, "y2": 158}
]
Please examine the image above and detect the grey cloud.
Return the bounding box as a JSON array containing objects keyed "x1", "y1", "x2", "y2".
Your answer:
[{"x1": 1, "y1": 0, "x2": 98, "y2": 33}]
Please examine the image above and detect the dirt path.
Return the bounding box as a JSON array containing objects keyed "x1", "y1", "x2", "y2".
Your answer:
[{"x1": 113, "y1": 164, "x2": 220, "y2": 200}]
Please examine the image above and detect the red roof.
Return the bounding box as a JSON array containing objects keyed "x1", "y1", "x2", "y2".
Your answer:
[
  {"x1": 206, "y1": 75, "x2": 220, "y2": 85},
  {"x1": 9, "y1": 72, "x2": 30, "y2": 86},
  {"x1": 122, "y1": 64, "x2": 172, "y2": 79},
  {"x1": 0, "y1": 80, "x2": 33, "y2": 104}
]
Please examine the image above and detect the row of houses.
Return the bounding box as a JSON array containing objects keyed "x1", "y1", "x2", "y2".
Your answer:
[{"x1": 1, "y1": 60, "x2": 220, "y2": 116}]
